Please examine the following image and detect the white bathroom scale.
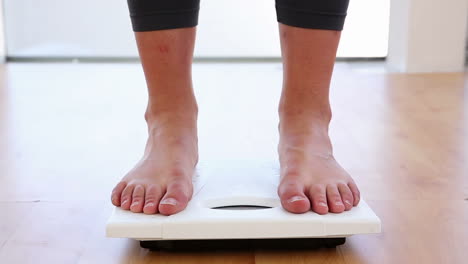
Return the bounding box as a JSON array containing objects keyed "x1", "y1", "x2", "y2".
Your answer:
[{"x1": 106, "y1": 160, "x2": 381, "y2": 250}]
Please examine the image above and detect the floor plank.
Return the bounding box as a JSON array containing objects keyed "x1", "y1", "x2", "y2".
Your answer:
[{"x1": 0, "y1": 62, "x2": 466, "y2": 263}]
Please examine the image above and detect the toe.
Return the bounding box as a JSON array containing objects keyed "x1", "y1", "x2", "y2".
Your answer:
[
  {"x1": 337, "y1": 183, "x2": 354, "y2": 211},
  {"x1": 278, "y1": 180, "x2": 310, "y2": 214},
  {"x1": 111, "y1": 181, "x2": 127, "y2": 206},
  {"x1": 348, "y1": 181, "x2": 361, "y2": 206},
  {"x1": 308, "y1": 184, "x2": 329, "y2": 215},
  {"x1": 130, "y1": 185, "x2": 145, "y2": 213},
  {"x1": 158, "y1": 180, "x2": 192, "y2": 216},
  {"x1": 143, "y1": 185, "x2": 163, "y2": 214},
  {"x1": 120, "y1": 185, "x2": 135, "y2": 210},
  {"x1": 326, "y1": 185, "x2": 345, "y2": 213}
]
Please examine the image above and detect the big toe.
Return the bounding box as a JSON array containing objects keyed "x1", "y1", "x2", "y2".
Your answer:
[
  {"x1": 158, "y1": 180, "x2": 192, "y2": 216},
  {"x1": 278, "y1": 181, "x2": 310, "y2": 214}
]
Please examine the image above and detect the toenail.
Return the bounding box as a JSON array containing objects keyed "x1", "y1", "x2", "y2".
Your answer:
[
  {"x1": 287, "y1": 196, "x2": 306, "y2": 203},
  {"x1": 335, "y1": 201, "x2": 343, "y2": 206},
  {"x1": 345, "y1": 200, "x2": 352, "y2": 205},
  {"x1": 121, "y1": 199, "x2": 128, "y2": 205},
  {"x1": 145, "y1": 202, "x2": 155, "y2": 207},
  {"x1": 319, "y1": 202, "x2": 328, "y2": 207},
  {"x1": 160, "y1": 198, "x2": 178, "y2": 206},
  {"x1": 132, "y1": 201, "x2": 140, "y2": 206}
]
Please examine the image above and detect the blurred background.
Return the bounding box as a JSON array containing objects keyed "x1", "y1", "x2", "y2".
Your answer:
[{"x1": 2, "y1": 0, "x2": 389, "y2": 59}]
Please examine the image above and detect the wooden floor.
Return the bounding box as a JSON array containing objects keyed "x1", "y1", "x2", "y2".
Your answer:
[{"x1": 0, "y1": 61, "x2": 466, "y2": 263}]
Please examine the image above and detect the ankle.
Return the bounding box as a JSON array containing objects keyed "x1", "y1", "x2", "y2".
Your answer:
[
  {"x1": 278, "y1": 105, "x2": 332, "y2": 129},
  {"x1": 278, "y1": 83, "x2": 332, "y2": 125},
  {"x1": 144, "y1": 104, "x2": 198, "y2": 131},
  {"x1": 278, "y1": 103, "x2": 332, "y2": 141},
  {"x1": 145, "y1": 98, "x2": 198, "y2": 119},
  {"x1": 278, "y1": 116, "x2": 333, "y2": 156}
]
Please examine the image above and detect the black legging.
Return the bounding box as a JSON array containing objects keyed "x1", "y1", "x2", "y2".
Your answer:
[{"x1": 127, "y1": 0, "x2": 350, "y2": 32}]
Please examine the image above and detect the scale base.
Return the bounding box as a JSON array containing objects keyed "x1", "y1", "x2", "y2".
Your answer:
[
  {"x1": 139, "y1": 237, "x2": 346, "y2": 251},
  {"x1": 107, "y1": 161, "x2": 381, "y2": 247}
]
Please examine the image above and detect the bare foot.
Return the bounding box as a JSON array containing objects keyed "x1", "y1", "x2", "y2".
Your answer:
[
  {"x1": 277, "y1": 113, "x2": 360, "y2": 214},
  {"x1": 111, "y1": 111, "x2": 198, "y2": 215}
]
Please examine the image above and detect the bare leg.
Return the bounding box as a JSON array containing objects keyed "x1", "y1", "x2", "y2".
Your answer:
[
  {"x1": 276, "y1": 24, "x2": 360, "y2": 214},
  {"x1": 111, "y1": 28, "x2": 199, "y2": 215}
]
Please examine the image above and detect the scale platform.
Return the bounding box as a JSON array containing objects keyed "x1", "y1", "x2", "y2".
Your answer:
[{"x1": 106, "y1": 160, "x2": 381, "y2": 251}]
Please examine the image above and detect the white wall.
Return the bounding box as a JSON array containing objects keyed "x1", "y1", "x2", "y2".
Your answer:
[
  {"x1": 387, "y1": 0, "x2": 468, "y2": 73},
  {"x1": 0, "y1": 0, "x2": 5, "y2": 62},
  {"x1": 4, "y1": 0, "x2": 389, "y2": 58}
]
